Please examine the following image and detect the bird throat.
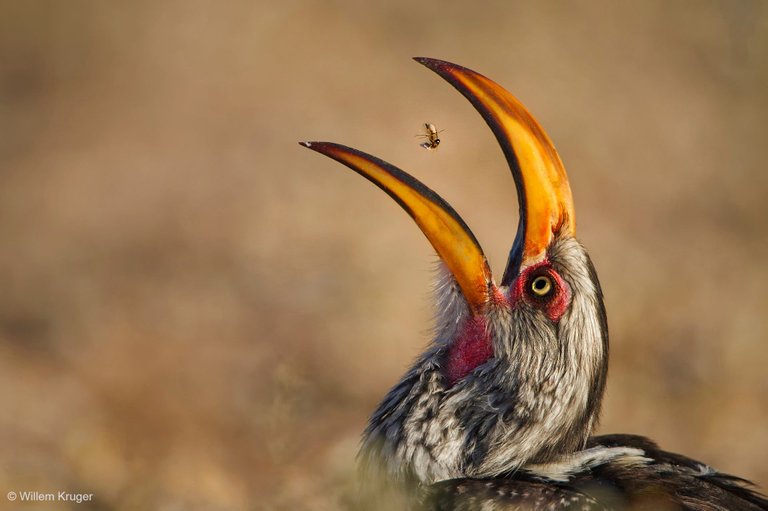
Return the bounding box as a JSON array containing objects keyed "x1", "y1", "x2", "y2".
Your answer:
[{"x1": 445, "y1": 316, "x2": 493, "y2": 386}]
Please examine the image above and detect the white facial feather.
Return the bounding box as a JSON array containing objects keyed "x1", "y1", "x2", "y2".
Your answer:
[{"x1": 360, "y1": 237, "x2": 609, "y2": 486}]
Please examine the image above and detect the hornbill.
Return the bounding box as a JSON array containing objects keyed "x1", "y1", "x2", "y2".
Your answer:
[{"x1": 299, "y1": 58, "x2": 768, "y2": 510}]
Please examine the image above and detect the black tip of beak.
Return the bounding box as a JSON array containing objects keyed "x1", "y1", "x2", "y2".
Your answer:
[{"x1": 413, "y1": 57, "x2": 451, "y2": 72}]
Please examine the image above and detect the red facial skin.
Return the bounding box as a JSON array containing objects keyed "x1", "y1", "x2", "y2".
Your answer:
[
  {"x1": 510, "y1": 260, "x2": 571, "y2": 323},
  {"x1": 444, "y1": 260, "x2": 571, "y2": 386},
  {"x1": 445, "y1": 315, "x2": 493, "y2": 385}
]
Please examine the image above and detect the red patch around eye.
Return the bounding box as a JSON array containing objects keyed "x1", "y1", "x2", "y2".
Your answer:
[
  {"x1": 543, "y1": 270, "x2": 570, "y2": 322},
  {"x1": 511, "y1": 261, "x2": 571, "y2": 322},
  {"x1": 445, "y1": 316, "x2": 493, "y2": 386}
]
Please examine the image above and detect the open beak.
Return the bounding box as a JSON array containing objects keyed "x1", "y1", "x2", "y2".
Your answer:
[{"x1": 300, "y1": 58, "x2": 575, "y2": 311}]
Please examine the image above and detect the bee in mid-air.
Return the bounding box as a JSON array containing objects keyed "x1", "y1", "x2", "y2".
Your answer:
[{"x1": 417, "y1": 122, "x2": 444, "y2": 150}]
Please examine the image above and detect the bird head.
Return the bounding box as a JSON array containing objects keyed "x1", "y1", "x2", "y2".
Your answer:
[{"x1": 300, "y1": 59, "x2": 609, "y2": 487}]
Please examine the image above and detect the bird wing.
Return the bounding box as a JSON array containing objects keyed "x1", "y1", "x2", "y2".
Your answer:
[
  {"x1": 421, "y1": 435, "x2": 768, "y2": 510},
  {"x1": 424, "y1": 478, "x2": 606, "y2": 510}
]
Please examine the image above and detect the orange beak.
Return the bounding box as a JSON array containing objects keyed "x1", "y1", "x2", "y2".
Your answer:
[
  {"x1": 298, "y1": 141, "x2": 494, "y2": 314},
  {"x1": 414, "y1": 58, "x2": 575, "y2": 285}
]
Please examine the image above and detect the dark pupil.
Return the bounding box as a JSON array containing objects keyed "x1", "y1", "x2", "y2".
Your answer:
[
  {"x1": 534, "y1": 278, "x2": 547, "y2": 290},
  {"x1": 434, "y1": 139, "x2": 440, "y2": 144}
]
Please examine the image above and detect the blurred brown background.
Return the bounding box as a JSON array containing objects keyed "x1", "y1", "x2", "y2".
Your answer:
[{"x1": 1, "y1": 1, "x2": 767, "y2": 509}]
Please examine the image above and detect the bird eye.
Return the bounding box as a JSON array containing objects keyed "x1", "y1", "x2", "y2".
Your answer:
[
  {"x1": 530, "y1": 275, "x2": 553, "y2": 297},
  {"x1": 434, "y1": 139, "x2": 440, "y2": 145}
]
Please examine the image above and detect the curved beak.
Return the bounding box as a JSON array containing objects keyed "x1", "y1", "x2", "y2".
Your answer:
[
  {"x1": 414, "y1": 58, "x2": 575, "y2": 286},
  {"x1": 299, "y1": 141, "x2": 494, "y2": 314},
  {"x1": 300, "y1": 58, "x2": 575, "y2": 310}
]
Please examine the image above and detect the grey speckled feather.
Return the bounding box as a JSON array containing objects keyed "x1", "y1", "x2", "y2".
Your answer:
[
  {"x1": 423, "y1": 436, "x2": 768, "y2": 510},
  {"x1": 359, "y1": 237, "x2": 608, "y2": 486}
]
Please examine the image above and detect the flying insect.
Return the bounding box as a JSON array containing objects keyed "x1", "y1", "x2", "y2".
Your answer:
[{"x1": 417, "y1": 122, "x2": 444, "y2": 150}]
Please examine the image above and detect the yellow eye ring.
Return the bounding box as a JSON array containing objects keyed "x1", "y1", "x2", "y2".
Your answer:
[{"x1": 531, "y1": 275, "x2": 553, "y2": 297}]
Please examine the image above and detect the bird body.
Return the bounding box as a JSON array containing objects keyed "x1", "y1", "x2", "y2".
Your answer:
[
  {"x1": 359, "y1": 237, "x2": 608, "y2": 486},
  {"x1": 300, "y1": 58, "x2": 767, "y2": 510}
]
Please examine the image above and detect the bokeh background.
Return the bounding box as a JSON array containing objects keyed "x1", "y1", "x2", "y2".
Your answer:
[{"x1": 1, "y1": 1, "x2": 767, "y2": 509}]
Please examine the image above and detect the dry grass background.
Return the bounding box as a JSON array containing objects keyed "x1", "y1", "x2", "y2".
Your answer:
[{"x1": 1, "y1": 1, "x2": 767, "y2": 509}]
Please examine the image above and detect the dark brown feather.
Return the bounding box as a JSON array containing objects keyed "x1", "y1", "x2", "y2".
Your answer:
[{"x1": 421, "y1": 436, "x2": 768, "y2": 510}]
